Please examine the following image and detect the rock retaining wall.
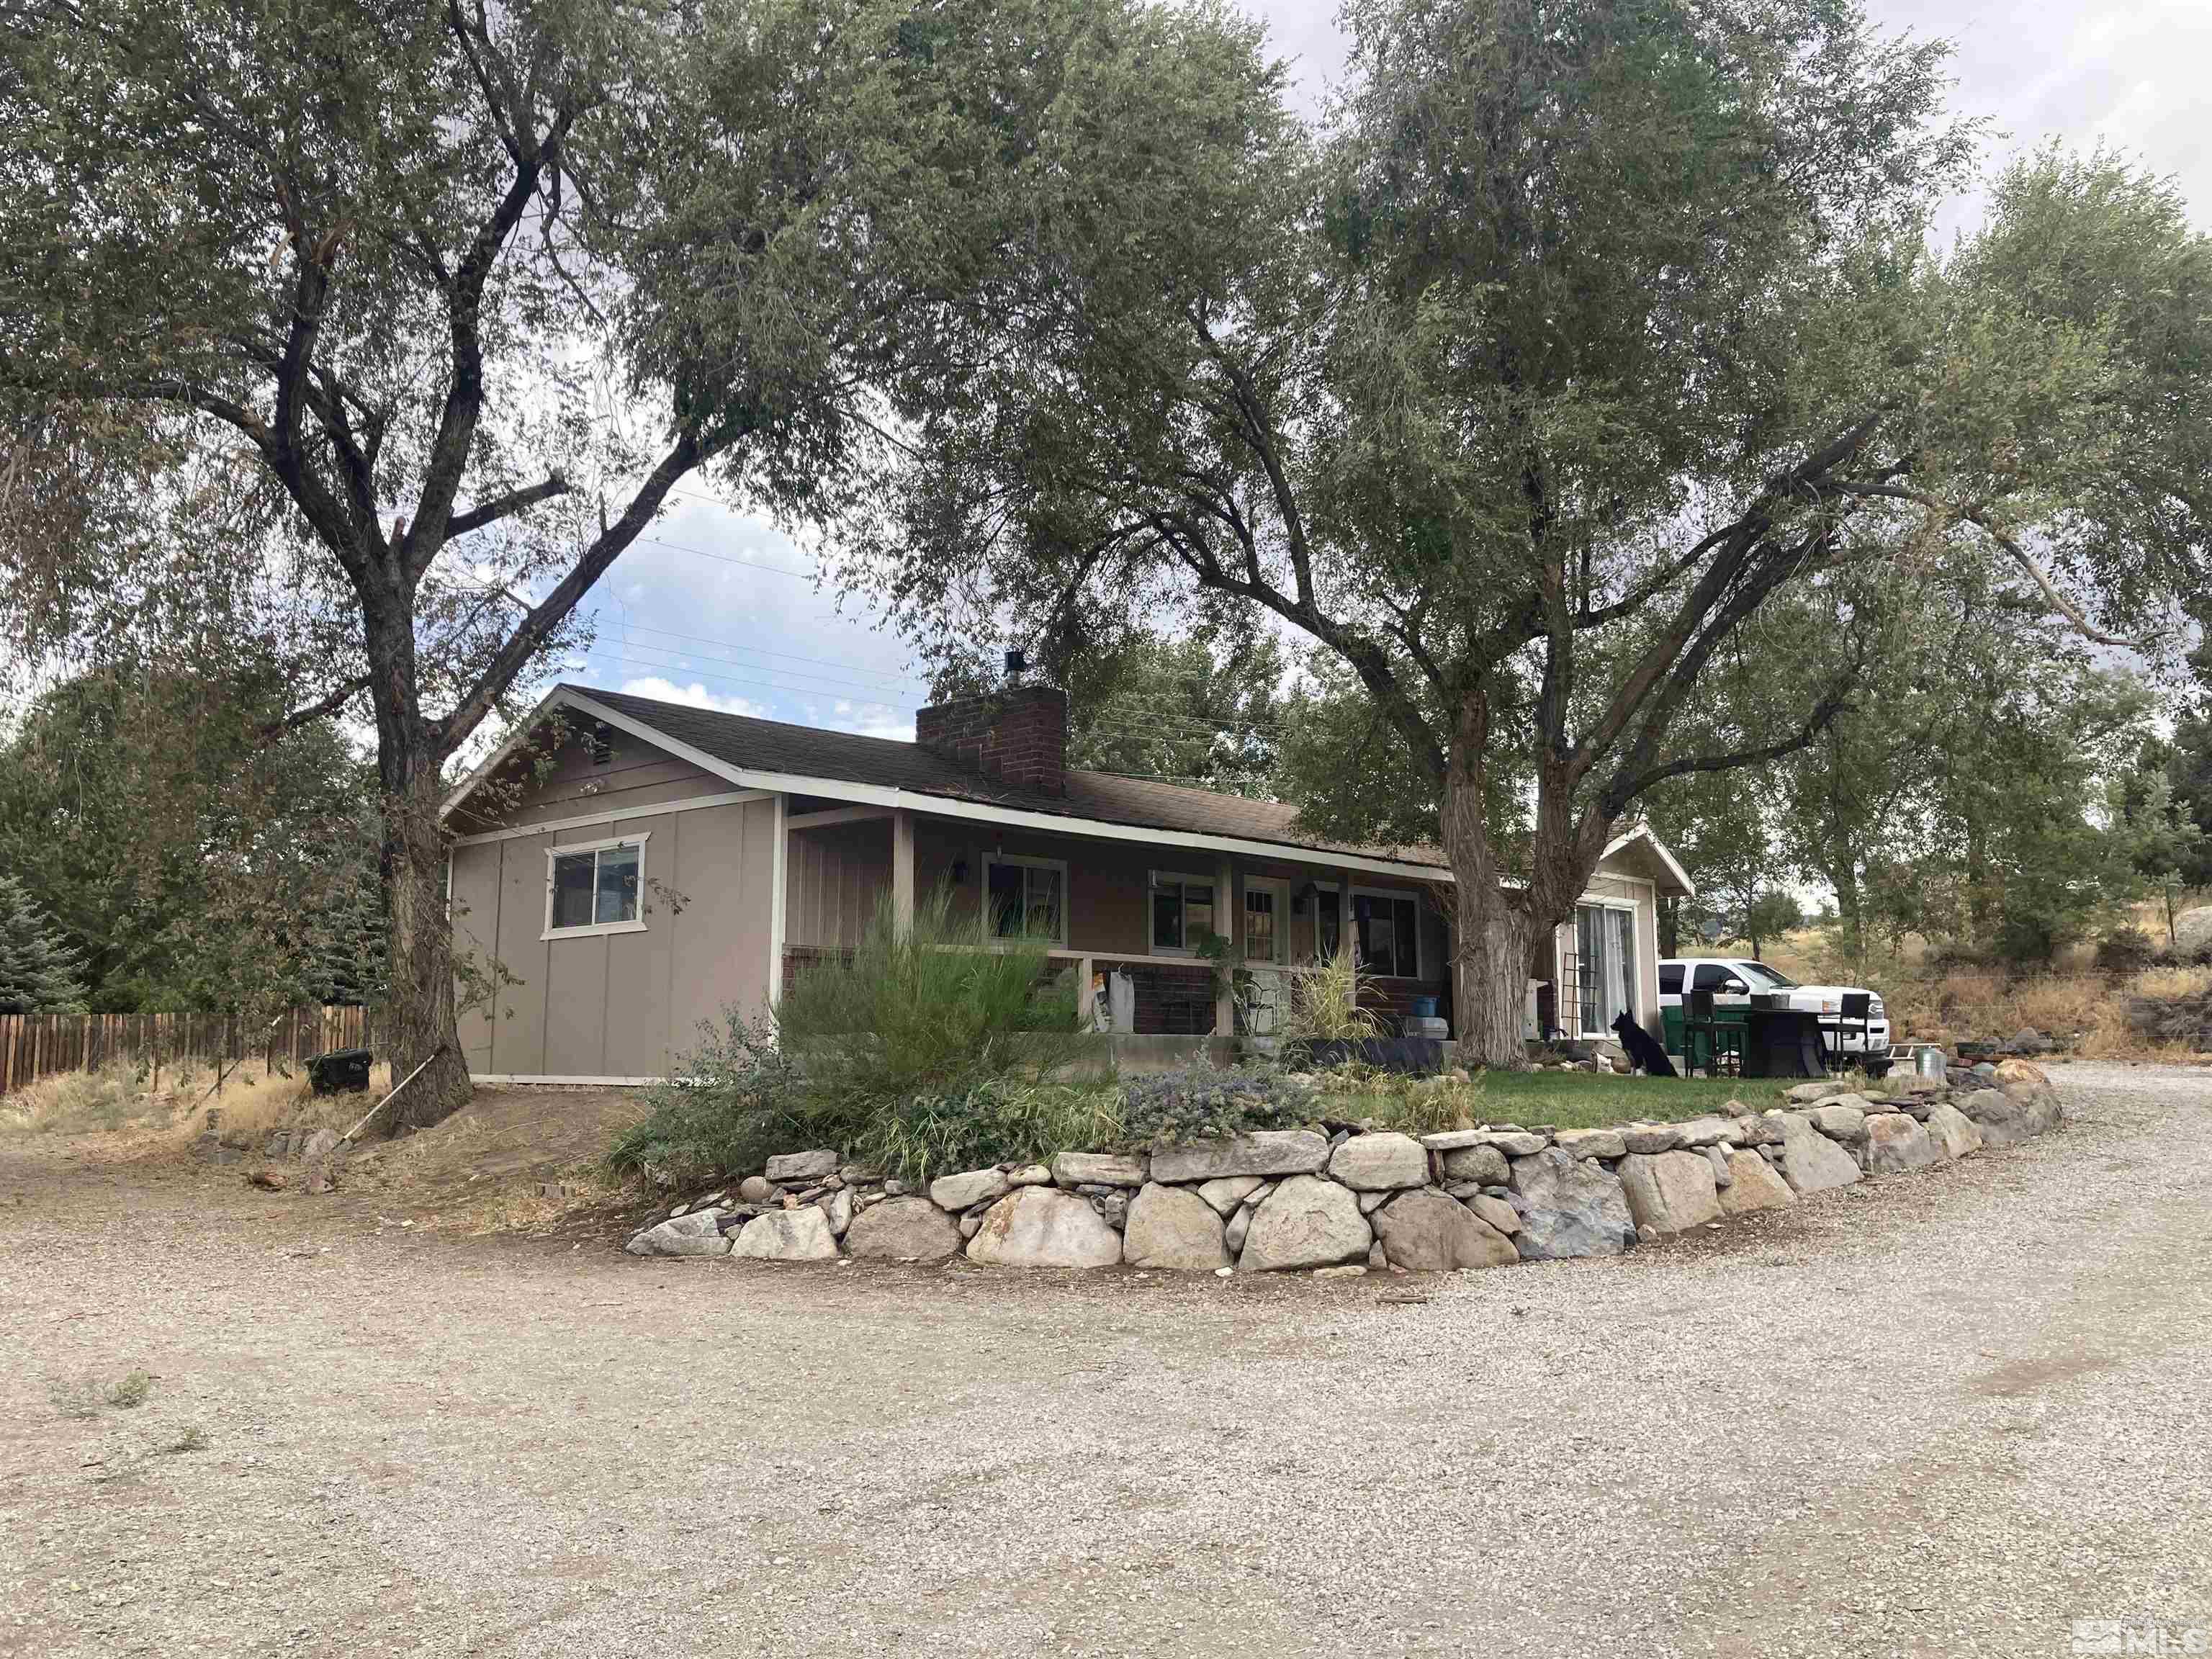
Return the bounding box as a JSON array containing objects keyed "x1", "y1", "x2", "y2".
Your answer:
[{"x1": 624, "y1": 1060, "x2": 2065, "y2": 1275}]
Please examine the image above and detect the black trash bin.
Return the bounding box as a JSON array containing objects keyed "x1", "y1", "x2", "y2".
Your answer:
[{"x1": 307, "y1": 1048, "x2": 373, "y2": 1095}]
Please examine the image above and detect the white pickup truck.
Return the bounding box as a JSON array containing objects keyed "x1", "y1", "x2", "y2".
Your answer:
[{"x1": 1656, "y1": 956, "x2": 1892, "y2": 1071}]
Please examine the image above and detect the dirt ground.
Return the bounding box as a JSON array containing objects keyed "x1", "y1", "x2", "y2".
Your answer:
[{"x1": 3, "y1": 1064, "x2": 2208, "y2": 1658}]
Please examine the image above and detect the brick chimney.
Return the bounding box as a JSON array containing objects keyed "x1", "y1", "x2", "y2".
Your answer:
[{"x1": 915, "y1": 683, "x2": 1069, "y2": 796}]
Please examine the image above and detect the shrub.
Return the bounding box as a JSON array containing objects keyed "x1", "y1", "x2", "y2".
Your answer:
[
  {"x1": 864, "y1": 1079, "x2": 1123, "y2": 1185},
  {"x1": 1117, "y1": 1065, "x2": 1316, "y2": 1148},
  {"x1": 2095, "y1": 927, "x2": 2155, "y2": 975},
  {"x1": 606, "y1": 1010, "x2": 814, "y2": 1187}
]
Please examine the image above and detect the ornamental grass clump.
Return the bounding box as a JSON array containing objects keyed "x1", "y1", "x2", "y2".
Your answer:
[{"x1": 1279, "y1": 940, "x2": 1384, "y2": 1047}]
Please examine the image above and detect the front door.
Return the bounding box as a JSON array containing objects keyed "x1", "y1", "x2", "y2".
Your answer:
[{"x1": 1242, "y1": 880, "x2": 1289, "y2": 965}]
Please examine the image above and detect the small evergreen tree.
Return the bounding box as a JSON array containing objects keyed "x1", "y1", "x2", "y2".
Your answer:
[{"x1": 0, "y1": 876, "x2": 86, "y2": 1013}]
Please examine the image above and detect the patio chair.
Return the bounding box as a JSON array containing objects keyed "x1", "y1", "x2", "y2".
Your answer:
[
  {"x1": 1820, "y1": 991, "x2": 1873, "y2": 1067},
  {"x1": 1682, "y1": 987, "x2": 1742, "y2": 1076}
]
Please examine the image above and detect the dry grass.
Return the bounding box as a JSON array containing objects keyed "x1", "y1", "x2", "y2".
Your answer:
[
  {"x1": 1770, "y1": 948, "x2": 2208, "y2": 1061},
  {"x1": 0, "y1": 1057, "x2": 387, "y2": 1146}
]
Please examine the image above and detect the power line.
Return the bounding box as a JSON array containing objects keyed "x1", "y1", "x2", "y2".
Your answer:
[
  {"x1": 628, "y1": 531, "x2": 819, "y2": 581},
  {"x1": 577, "y1": 633, "x2": 922, "y2": 701},
  {"x1": 587, "y1": 614, "x2": 927, "y2": 691},
  {"x1": 570, "y1": 647, "x2": 909, "y2": 712}
]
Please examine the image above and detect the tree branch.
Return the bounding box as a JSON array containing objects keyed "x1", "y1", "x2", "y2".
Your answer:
[
  {"x1": 444, "y1": 472, "x2": 570, "y2": 539},
  {"x1": 1831, "y1": 480, "x2": 2152, "y2": 649},
  {"x1": 434, "y1": 431, "x2": 716, "y2": 755},
  {"x1": 258, "y1": 673, "x2": 372, "y2": 739}
]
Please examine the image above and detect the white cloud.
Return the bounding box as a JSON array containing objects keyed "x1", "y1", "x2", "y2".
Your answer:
[{"x1": 616, "y1": 677, "x2": 771, "y2": 719}]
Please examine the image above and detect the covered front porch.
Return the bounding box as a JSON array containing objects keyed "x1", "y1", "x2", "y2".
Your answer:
[{"x1": 778, "y1": 800, "x2": 1454, "y2": 1039}]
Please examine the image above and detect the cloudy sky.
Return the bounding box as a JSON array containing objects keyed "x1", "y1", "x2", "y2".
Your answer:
[{"x1": 554, "y1": 0, "x2": 2210, "y2": 744}]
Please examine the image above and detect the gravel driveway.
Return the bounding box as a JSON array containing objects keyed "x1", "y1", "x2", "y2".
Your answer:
[{"x1": 4, "y1": 1063, "x2": 2207, "y2": 1658}]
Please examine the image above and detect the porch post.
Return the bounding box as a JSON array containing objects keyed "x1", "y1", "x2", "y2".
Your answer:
[
  {"x1": 1214, "y1": 855, "x2": 1236, "y2": 1038},
  {"x1": 891, "y1": 809, "x2": 916, "y2": 938}
]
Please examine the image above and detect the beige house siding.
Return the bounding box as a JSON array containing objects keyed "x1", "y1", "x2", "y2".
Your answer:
[
  {"x1": 1549, "y1": 859, "x2": 1663, "y2": 1037},
  {"x1": 451, "y1": 791, "x2": 778, "y2": 1080},
  {"x1": 785, "y1": 818, "x2": 892, "y2": 948},
  {"x1": 453, "y1": 725, "x2": 737, "y2": 835}
]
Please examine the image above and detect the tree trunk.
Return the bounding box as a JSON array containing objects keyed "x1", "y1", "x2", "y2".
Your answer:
[
  {"x1": 381, "y1": 763, "x2": 471, "y2": 1128},
  {"x1": 365, "y1": 583, "x2": 471, "y2": 1132},
  {"x1": 1452, "y1": 896, "x2": 1535, "y2": 1068},
  {"x1": 1830, "y1": 860, "x2": 1863, "y2": 970}
]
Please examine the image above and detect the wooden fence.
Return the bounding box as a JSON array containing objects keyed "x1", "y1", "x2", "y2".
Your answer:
[{"x1": 0, "y1": 1006, "x2": 380, "y2": 1096}]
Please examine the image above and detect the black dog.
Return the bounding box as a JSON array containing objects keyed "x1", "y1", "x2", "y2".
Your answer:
[{"x1": 1612, "y1": 1011, "x2": 1679, "y2": 1078}]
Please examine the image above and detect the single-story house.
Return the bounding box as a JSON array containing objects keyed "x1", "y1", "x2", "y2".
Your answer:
[{"x1": 439, "y1": 682, "x2": 1693, "y2": 1084}]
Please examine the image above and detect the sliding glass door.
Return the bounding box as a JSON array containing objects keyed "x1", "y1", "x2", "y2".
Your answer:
[{"x1": 1574, "y1": 904, "x2": 1638, "y2": 1036}]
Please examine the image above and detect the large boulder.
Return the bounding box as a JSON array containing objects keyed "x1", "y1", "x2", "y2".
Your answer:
[
  {"x1": 1149, "y1": 1130, "x2": 1331, "y2": 1184},
  {"x1": 1924, "y1": 1100, "x2": 1985, "y2": 1161},
  {"x1": 966, "y1": 1187, "x2": 1123, "y2": 1269},
  {"x1": 1238, "y1": 1175, "x2": 1372, "y2": 1272},
  {"x1": 730, "y1": 1208, "x2": 840, "y2": 1262},
  {"x1": 1616, "y1": 1151, "x2": 1722, "y2": 1235},
  {"x1": 928, "y1": 1166, "x2": 1012, "y2": 1211},
  {"x1": 1994, "y1": 1057, "x2": 2063, "y2": 1113},
  {"x1": 1716, "y1": 1150, "x2": 1795, "y2": 1216},
  {"x1": 843, "y1": 1196, "x2": 963, "y2": 1262},
  {"x1": 1050, "y1": 1151, "x2": 1147, "y2": 1188},
  {"x1": 1371, "y1": 1189, "x2": 1517, "y2": 1272},
  {"x1": 626, "y1": 1210, "x2": 731, "y2": 1257},
  {"x1": 2175, "y1": 904, "x2": 2212, "y2": 958},
  {"x1": 764, "y1": 1148, "x2": 839, "y2": 1184},
  {"x1": 1328, "y1": 1132, "x2": 1429, "y2": 1191},
  {"x1": 1121, "y1": 1184, "x2": 1231, "y2": 1271},
  {"x1": 1954, "y1": 1083, "x2": 2060, "y2": 1146},
  {"x1": 1808, "y1": 1102, "x2": 1868, "y2": 1143},
  {"x1": 1776, "y1": 1112, "x2": 1863, "y2": 1194},
  {"x1": 1505, "y1": 1148, "x2": 1634, "y2": 1260},
  {"x1": 1863, "y1": 1112, "x2": 1939, "y2": 1174},
  {"x1": 1436, "y1": 1143, "x2": 1511, "y2": 1184},
  {"x1": 1618, "y1": 1123, "x2": 1686, "y2": 1154}
]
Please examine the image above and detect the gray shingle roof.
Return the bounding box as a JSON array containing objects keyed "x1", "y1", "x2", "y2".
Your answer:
[{"x1": 570, "y1": 683, "x2": 1448, "y2": 871}]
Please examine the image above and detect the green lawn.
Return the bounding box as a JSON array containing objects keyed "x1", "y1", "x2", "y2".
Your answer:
[
  {"x1": 1465, "y1": 1070, "x2": 1801, "y2": 1129},
  {"x1": 1326, "y1": 1069, "x2": 1814, "y2": 1133}
]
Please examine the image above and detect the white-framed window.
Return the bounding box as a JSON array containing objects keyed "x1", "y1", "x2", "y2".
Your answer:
[
  {"x1": 986, "y1": 853, "x2": 1068, "y2": 944},
  {"x1": 543, "y1": 832, "x2": 650, "y2": 940},
  {"x1": 1148, "y1": 871, "x2": 1218, "y2": 954},
  {"x1": 1352, "y1": 887, "x2": 1424, "y2": 979}
]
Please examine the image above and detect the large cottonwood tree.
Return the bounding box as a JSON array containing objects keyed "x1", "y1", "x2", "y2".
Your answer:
[
  {"x1": 840, "y1": 0, "x2": 2212, "y2": 1065},
  {"x1": 0, "y1": 0, "x2": 1249, "y2": 1120}
]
